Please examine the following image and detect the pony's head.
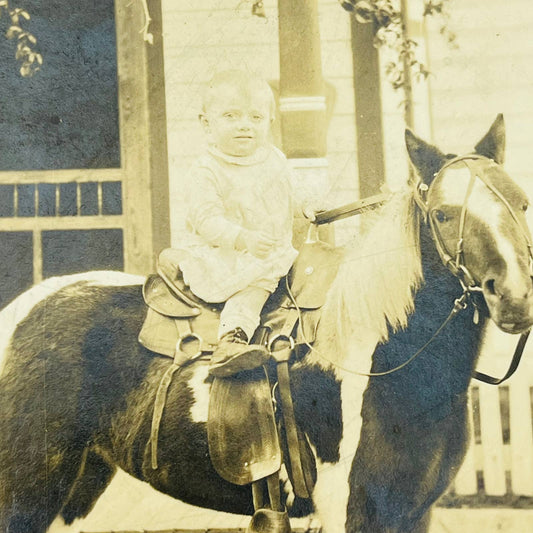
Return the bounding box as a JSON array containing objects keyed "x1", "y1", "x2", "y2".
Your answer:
[{"x1": 406, "y1": 115, "x2": 533, "y2": 334}]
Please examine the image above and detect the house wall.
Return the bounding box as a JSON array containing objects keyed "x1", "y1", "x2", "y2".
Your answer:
[
  {"x1": 377, "y1": 0, "x2": 533, "y2": 217},
  {"x1": 424, "y1": 0, "x2": 533, "y2": 193}
]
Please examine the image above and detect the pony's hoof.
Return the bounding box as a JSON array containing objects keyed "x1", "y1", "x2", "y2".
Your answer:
[{"x1": 247, "y1": 508, "x2": 292, "y2": 533}]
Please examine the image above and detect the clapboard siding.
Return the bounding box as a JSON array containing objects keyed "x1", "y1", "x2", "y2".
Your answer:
[{"x1": 424, "y1": 0, "x2": 533, "y2": 160}]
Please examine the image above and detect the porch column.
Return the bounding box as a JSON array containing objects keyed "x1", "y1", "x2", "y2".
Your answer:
[
  {"x1": 116, "y1": 0, "x2": 170, "y2": 274},
  {"x1": 277, "y1": 0, "x2": 329, "y2": 246},
  {"x1": 351, "y1": 17, "x2": 385, "y2": 198}
]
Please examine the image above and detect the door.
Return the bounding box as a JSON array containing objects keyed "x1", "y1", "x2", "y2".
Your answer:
[{"x1": 0, "y1": 0, "x2": 169, "y2": 308}]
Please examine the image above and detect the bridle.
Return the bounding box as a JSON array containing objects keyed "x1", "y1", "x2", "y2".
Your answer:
[
  {"x1": 412, "y1": 154, "x2": 533, "y2": 384},
  {"x1": 306, "y1": 154, "x2": 533, "y2": 383},
  {"x1": 414, "y1": 154, "x2": 533, "y2": 294}
]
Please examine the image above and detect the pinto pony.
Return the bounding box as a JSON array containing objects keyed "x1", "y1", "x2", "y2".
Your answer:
[{"x1": 1, "y1": 116, "x2": 533, "y2": 533}]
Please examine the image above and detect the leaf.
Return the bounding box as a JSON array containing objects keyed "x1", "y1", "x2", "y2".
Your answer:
[
  {"x1": 355, "y1": 0, "x2": 373, "y2": 11},
  {"x1": 6, "y1": 25, "x2": 22, "y2": 39},
  {"x1": 340, "y1": 0, "x2": 355, "y2": 12},
  {"x1": 15, "y1": 45, "x2": 30, "y2": 60},
  {"x1": 19, "y1": 63, "x2": 31, "y2": 77},
  {"x1": 354, "y1": 0, "x2": 374, "y2": 23}
]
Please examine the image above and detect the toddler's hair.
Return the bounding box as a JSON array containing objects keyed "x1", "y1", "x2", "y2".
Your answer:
[{"x1": 202, "y1": 70, "x2": 276, "y2": 116}]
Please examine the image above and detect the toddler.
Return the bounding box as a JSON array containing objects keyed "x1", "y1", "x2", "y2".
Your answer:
[{"x1": 173, "y1": 70, "x2": 300, "y2": 377}]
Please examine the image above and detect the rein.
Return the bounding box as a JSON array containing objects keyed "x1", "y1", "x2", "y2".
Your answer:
[
  {"x1": 288, "y1": 278, "x2": 470, "y2": 378},
  {"x1": 307, "y1": 155, "x2": 532, "y2": 384}
]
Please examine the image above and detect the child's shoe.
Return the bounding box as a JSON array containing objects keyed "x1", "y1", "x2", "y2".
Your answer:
[{"x1": 209, "y1": 327, "x2": 270, "y2": 377}]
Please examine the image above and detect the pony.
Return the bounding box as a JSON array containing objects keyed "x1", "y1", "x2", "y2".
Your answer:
[{"x1": 1, "y1": 115, "x2": 532, "y2": 533}]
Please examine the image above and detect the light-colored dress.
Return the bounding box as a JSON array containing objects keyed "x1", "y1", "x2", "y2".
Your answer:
[{"x1": 176, "y1": 144, "x2": 298, "y2": 303}]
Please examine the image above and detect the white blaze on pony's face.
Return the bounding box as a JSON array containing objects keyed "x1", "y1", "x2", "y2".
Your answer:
[{"x1": 406, "y1": 115, "x2": 533, "y2": 334}]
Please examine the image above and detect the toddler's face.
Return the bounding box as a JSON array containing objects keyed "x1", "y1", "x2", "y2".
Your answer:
[{"x1": 202, "y1": 85, "x2": 273, "y2": 157}]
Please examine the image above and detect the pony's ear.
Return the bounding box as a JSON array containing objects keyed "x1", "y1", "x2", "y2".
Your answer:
[
  {"x1": 474, "y1": 114, "x2": 505, "y2": 164},
  {"x1": 405, "y1": 129, "x2": 447, "y2": 185}
]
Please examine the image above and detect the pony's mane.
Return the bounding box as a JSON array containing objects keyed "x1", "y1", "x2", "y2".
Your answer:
[{"x1": 321, "y1": 189, "x2": 423, "y2": 353}]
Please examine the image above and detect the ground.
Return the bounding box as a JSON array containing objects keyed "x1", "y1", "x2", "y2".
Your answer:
[{"x1": 46, "y1": 470, "x2": 533, "y2": 533}]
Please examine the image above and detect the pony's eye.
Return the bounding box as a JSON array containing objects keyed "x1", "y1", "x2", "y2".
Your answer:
[
  {"x1": 434, "y1": 210, "x2": 448, "y2": 223},
  {"x1": 522, "y1": 202, "x2": 529, "y2": 212}
]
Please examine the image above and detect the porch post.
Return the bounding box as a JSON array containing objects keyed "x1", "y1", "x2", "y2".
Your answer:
[
  {"x1": 277, "y1": 0, "x2": 329, "y2": 246},
  {"x1": 350, "y1": 17, "x2": 385, "y2": 198},
  {"x1": 116, "y1": 0, "x2": 170, "y2": 275}
]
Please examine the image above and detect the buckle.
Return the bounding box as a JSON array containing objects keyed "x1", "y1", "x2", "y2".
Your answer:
[
  {"x1": 453, "y1": 293, "x2": 468, "y2": 313},
  {"x1": 268, "y1": 334, "x2": 295, "y2": 364},
  {"x1": 176, "y1": 333, "x2": 203, "y2": 359},
  {"x1": 268, "y1": 334, "x2": 295, "y2": 353}
]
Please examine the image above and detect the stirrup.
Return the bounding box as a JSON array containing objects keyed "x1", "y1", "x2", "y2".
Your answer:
[{"x1": 247, "y1": 508, "x2": 292, "y2": 533}]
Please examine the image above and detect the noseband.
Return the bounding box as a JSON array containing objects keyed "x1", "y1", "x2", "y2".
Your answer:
[{"x1": 414, "y1": 154, "x2": 533, "y2": 293}]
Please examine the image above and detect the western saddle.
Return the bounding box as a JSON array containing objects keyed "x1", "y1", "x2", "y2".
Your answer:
[{"x1": 138, "y1": 241, "x2": 340, "y2": 532}]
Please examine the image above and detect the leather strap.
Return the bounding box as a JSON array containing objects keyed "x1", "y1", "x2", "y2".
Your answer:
[
  {"x1": 473, "y1": 330, "x2": 530, "y2": 385},
  {"x1": 150, "y1": 320, "x2": 203, "y2": 470},
  {"x1": 276, "y1": 358, "x2": 313, "y2": 498},
  {"x1": 150, "y1": 362, "x2": 182, "y2": 469},
  {"x1": 270, "y1": 307, "x2": 314, "y2": 498},
  {"x1": 427, "y1": 155, "x2": 533, "y2": 292}
]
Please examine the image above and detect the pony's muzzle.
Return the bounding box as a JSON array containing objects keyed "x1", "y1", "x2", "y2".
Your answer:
[{"x1": 483, "y1": 274, "x2": 533, "y2": 333}]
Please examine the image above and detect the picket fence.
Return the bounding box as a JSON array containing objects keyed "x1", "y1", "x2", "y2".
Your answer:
[{"x1": 452, "y1": 360, "x2": 533, "y2": 498}]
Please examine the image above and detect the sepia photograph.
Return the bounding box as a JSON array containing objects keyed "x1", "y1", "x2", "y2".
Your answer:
[{"x1": 1, "y1": 1, "x2": 533, "y2": 532}]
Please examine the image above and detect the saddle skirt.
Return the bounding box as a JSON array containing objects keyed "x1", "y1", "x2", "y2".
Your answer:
[{"x1": 138, "y1": 241, "x2": 342, "y2": 360}]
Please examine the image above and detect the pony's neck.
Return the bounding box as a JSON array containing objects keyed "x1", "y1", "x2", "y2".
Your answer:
[
  {"x1": 310, "y1": 191, "x2": 423, "y2": 369},
  {"x1": 363, "y1": 222, "x2": 485, "y2": 420}
]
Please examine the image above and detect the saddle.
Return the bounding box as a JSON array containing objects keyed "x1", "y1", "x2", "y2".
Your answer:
[{"x1": 139, "y1": 241, "x2": 341, "y2": 501}]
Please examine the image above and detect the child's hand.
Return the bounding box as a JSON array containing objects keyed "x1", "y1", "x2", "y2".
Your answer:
[
  {"x1": 302, "y1": 204, "x2": 319, "y2": 222},
  {"x1": 236, "y1": 229, "x2": 275, "y2": 259},
  {"x1": 302, "y1": 198, "x2": 331, "y2": 222}
]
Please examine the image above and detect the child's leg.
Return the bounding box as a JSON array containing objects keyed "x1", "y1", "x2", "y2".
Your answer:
[
  {"x1": 210, "y1": 287, "x2": 271, "y2": 377},
  {"x1": 218, "y1": 286, "x2": 270, "y2": 340}
]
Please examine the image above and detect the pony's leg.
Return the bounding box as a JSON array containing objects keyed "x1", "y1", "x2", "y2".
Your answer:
[
  {"x1": 408, "y1": 510, "x2": 432, "y2": 533},
  {"x1": 0, "y1": 443, "x2": 85, "y2": 533},
  {"x1": 60, "y1": 449, "x2": 116, "y2": 525},
  {"x1": 312, "y1": 458, "x2": 353, "y2": 532},
  {"x1": 311, "y1": 371, "x2": 371, "y2": 533},
  {"x1": 0, "y1": 360, "x2": 89, "y2": 533}
]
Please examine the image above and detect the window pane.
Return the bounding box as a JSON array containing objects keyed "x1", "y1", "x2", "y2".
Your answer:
[
  {"x1": 101, "y1": 181, "x2": 122, "y2": 215},
  {"x1": 38, "y1": 183, "x2": 56, "y2": 217},
  {"x1": 80, "y1": 183, "x2": 98, "y2": 216},
  {"x1": 0, "y1": 232, "x2": 33, "y2": 308},
  {"x1": 59, "y1": 183, "x2": 78, "y2": 216},
  {"x1": 17, "y1": 185, "x2": 35, "y2": 217},
  {"x1": 42, "y1": 229, "x2": 123, "y2": 278},
  {"x1": 0, "y1": 185, "x2": 14, "y2": 217},
  {"x1": 0, "y1": 0, "x2": 120, "y2": 170}
]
